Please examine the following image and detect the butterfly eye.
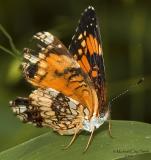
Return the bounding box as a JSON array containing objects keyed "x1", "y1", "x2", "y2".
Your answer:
[{"x1": 100, "y1": 113, "x2": 104, "y2": 118}]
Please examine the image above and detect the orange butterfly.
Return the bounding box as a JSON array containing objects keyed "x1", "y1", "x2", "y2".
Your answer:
[{"x1": 10, "y1": 6, "x2": 111, "y2": 151}]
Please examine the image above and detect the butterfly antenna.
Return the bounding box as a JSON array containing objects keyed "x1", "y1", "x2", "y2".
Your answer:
[{"x1": 109, "y1": 77, "x2": 144, "y2": 104}]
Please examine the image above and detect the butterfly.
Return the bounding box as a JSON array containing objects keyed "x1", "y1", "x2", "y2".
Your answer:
[{"x1": 10, "y1": 6, "x2": 111, "y2": 151}]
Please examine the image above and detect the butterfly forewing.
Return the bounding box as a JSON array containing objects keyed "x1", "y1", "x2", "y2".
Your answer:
[
  {"x1": 69, "y1": 6, "x2": 107, "y2": 114},
  {"x1": 22, "y1": 31, "x2": 98, "y2": 116}
]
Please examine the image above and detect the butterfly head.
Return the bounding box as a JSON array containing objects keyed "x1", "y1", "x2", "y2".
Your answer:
[{"x1": 82, "y1": 110, "x2": 109, "y2": 132}]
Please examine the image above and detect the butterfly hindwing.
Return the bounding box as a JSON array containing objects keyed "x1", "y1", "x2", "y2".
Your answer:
[{"x1": 10, "y1": 88, "x2": 84, "y2": 135}]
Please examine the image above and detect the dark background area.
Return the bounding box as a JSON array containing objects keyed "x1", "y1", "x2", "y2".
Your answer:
[{"x1": 0, "y1": 0, "x2": 150, "y2": 152}]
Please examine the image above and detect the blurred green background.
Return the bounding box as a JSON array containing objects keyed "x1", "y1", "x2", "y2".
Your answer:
[{"x1": 0, "y1": 0, "x2": 150, "y2": 152}]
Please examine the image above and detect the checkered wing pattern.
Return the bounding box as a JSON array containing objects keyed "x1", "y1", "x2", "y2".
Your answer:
[{"x1": 10, "y1": 88, "x2": 83, "y2": 135}]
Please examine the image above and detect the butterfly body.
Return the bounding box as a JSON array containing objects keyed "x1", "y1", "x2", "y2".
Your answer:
[
  {"x1": 10, "y1": 6, "x2": 110, "y2": 150},
  {"x1": 83, "y1": 112, "x2": 109, "y2": 132}
]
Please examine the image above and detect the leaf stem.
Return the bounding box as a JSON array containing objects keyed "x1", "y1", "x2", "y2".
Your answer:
[
  {"x1": 0, "y1": 24, "x2": 21, "y2": 56},
  {"x1": 0, "y1": 45, "x2": 19, "y2": 59}
]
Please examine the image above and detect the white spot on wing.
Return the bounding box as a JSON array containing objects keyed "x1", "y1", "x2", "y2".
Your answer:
[
  {"x1": 47, "y1": 88, "x2": 59, "y2": 97},
  {"x1": 84, "y1": 8, "x2": 88, "y2": 12},
  {"x1": 19, "y1": 106, "x2": 28, "y2": 113},
  {"x1": 44, "y1": 32, "x2": 54, "y2": 44},
  {"x1": 84, "y1": 108, "x2": 89, "y2": 116},
  {"x1": 24, "y1": 52, "x2": 39, "y2": 64},
  {"x1": 88, "y1": 6, "x2": 94, "y2": 10},
  {"x1": 72, "y1": 35, "x2": 75, "y2": 40},
  {"x1": 39, "y1": 53, "x2": 46, "y2": 59},
  {"x1": 57, "y1": 44, "x2": 62, "y2": 48},
  {"x1": 34, "y1": 32, "x2": 54, "y2": 45},
  {"x1": 75, "y1": 27, "x2": 78, "y2": 32}
]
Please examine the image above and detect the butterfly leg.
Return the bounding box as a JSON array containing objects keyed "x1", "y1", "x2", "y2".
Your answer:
[
  {"x1": 64, "y1": 132, "x2": 78, "y2": 149},
  {"x1": 108, "y1": 103, "x2": 113, "y2": 138},
  {"x1": 108, "y1": 119, "x2": 113, "y2": 138},
  {"x1": 64, "y1": 125, "x2": 80, "y2": 149},
  {"x1": 83, "y1": 127, "x2": 95, "y2": 152}
]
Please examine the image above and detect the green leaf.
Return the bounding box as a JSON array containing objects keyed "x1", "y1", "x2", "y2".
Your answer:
[{"x1": 0, "y1": 121, "x2": 151, "y2": 160}]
